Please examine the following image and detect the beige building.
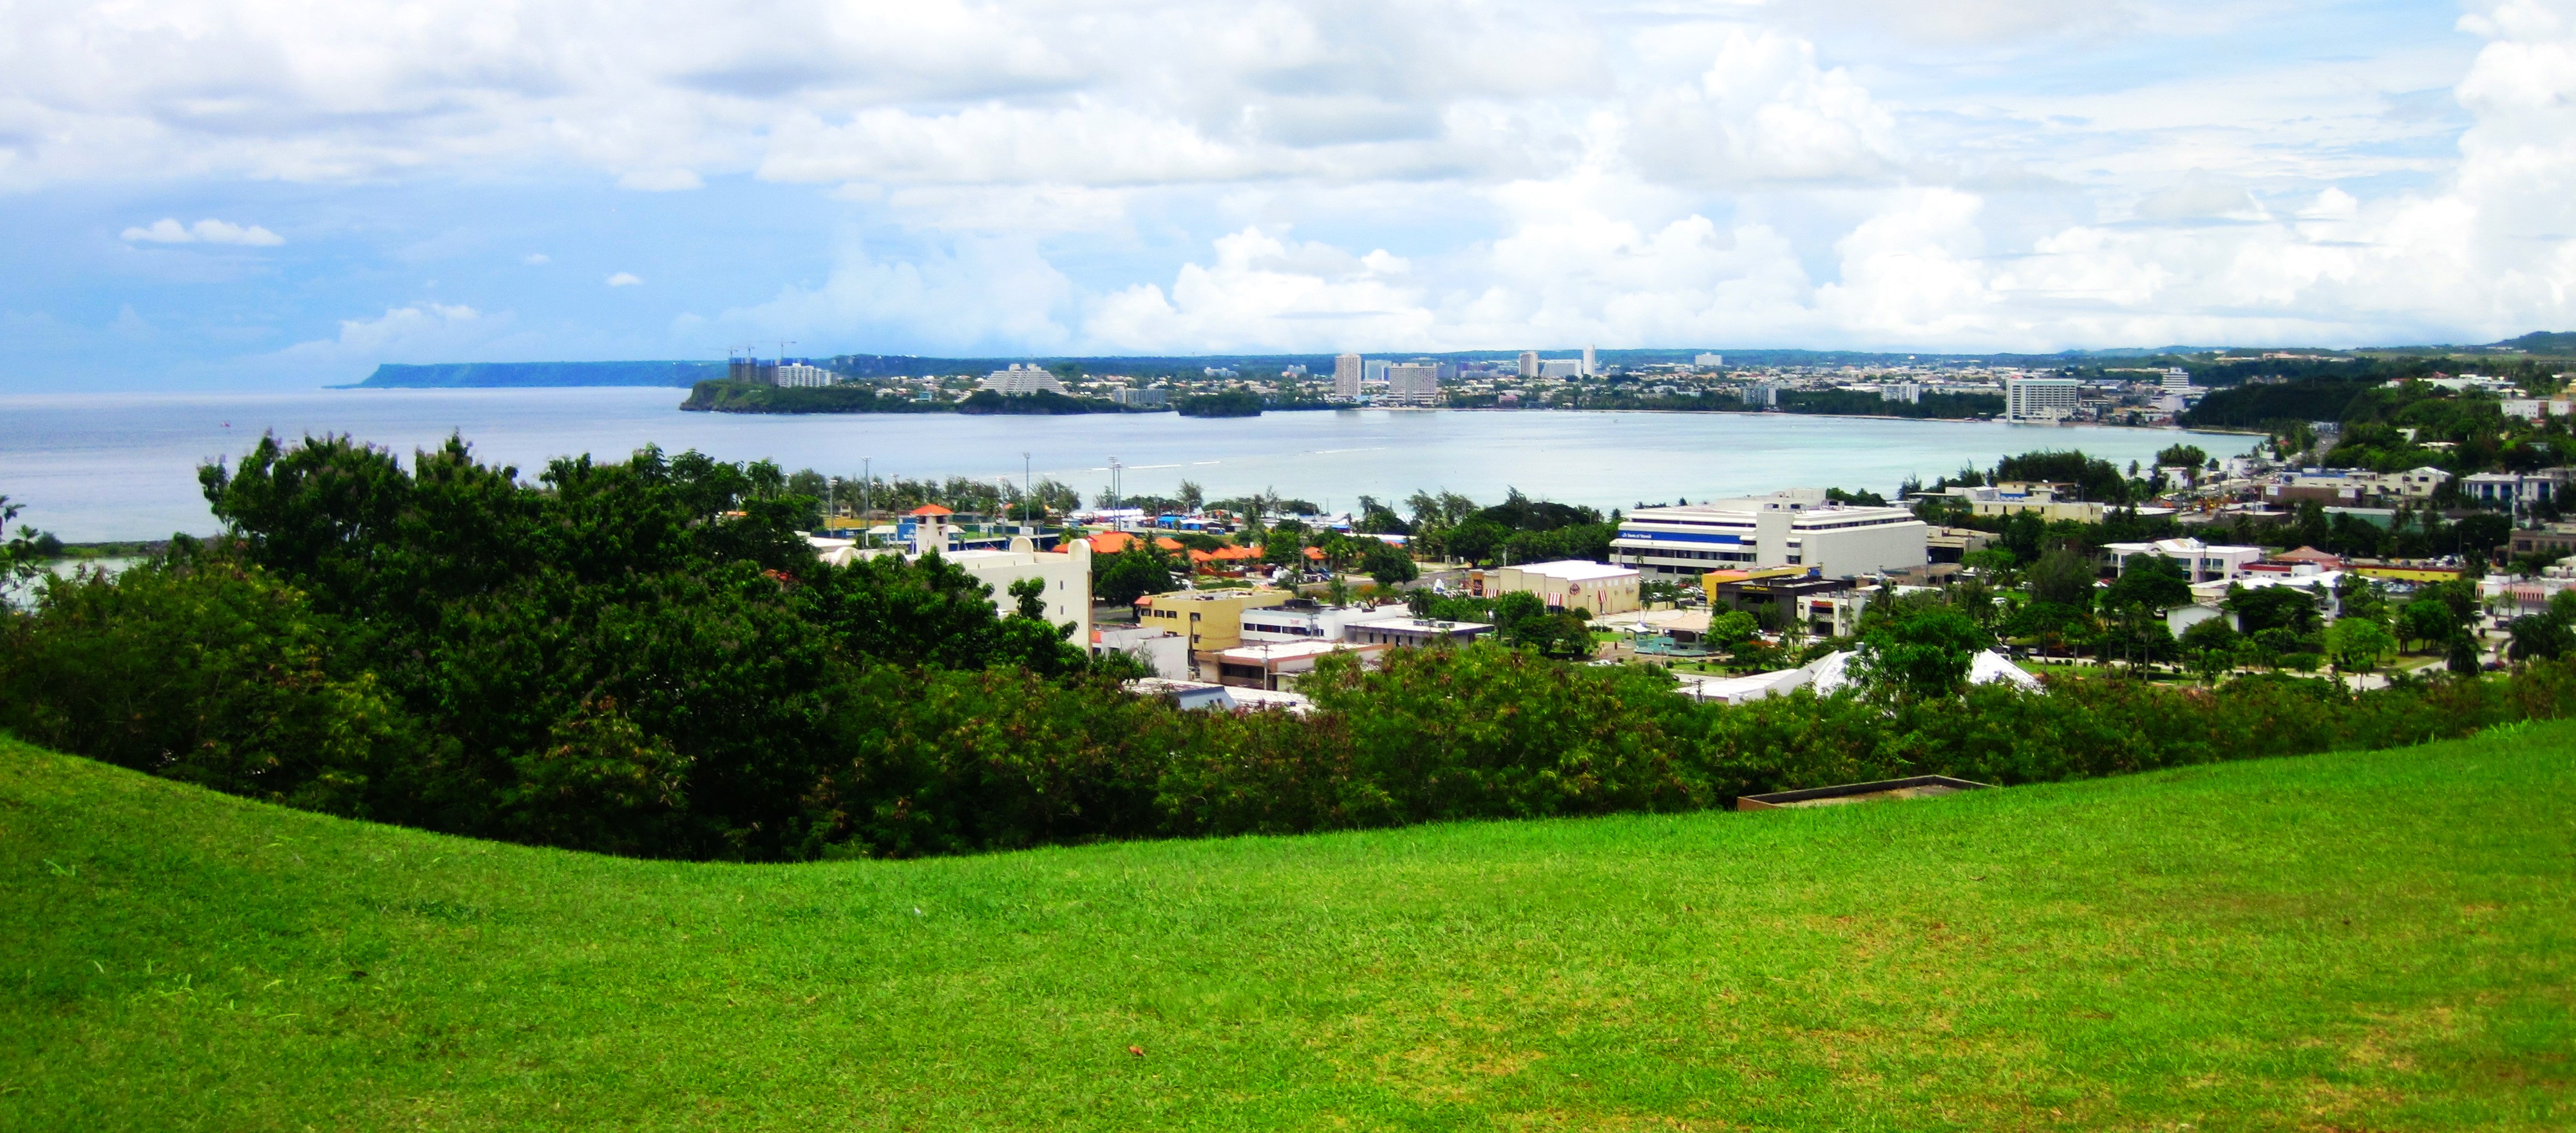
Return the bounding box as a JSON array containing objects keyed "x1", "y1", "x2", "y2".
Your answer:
[
  {"x1": 1140, "y1": 588, "x2": 1293, "y2": 651},
  {"x1": 1334, "y1": 353, "x2": 1363, "y2": 399},
  {"x1": 1481, "y1": 559, "x2": 1642, "y2": 615},
  {"x1": 945, "y1": 539, "x2": 1094, "y2": 641},
  {"x1": 1385, "y1": 363, "x2": 1441, "y2": 406}
]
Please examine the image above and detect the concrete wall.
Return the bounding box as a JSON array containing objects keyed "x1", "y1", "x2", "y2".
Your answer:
[{"x1": 1799, "y1": 520, "x2": 1929, "y2": 579}]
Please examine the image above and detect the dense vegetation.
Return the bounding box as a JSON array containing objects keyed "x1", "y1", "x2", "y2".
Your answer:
[
  {"x1": 5, "y1": 436, "x2": 2575, "y2": 865},
  {"x1": 6, "y1": 725, "x2": 2570, "y2": 1129},
  {"x1": 1173, "y1": 389, "x2": 1265, "y2": 417}
]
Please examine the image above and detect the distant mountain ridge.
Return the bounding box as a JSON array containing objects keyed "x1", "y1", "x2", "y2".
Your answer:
[{"x1": 356, "y1": 361, "x2": 726, "y2": 388}]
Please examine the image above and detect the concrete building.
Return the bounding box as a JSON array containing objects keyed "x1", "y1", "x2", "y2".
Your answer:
[
  {"x1": 1879, "y1": 381, "x2": 1921, "y2": 404},
  {"x1": 1204, "y1": 639, "x2": 1386, "y2": 690},
  {"x1": 1364, "y1": 359, "x2": 1390, "y2": 386},
  {"x1": 1703, "y1": 568, "x2": 1849, "y2": 628},
  {"x1": 2104, "y1": 538, "x2": 2264, "y2": 583},
  {"x1": 2463, "y1": 469, "x2": 2569, "y2": 514},
  {"x1": 1739, "y1": 380, "x2": 1779, "y2": 407},
  {"x1": 1582, "y1": 345, "x2": 1596, "y2": 377},
  {"x1": 1482, "y1": 559, "x2": 1641, "y2": 615},
  {"x1": 1092, "y1": 623, "x2": 1188, "y2": 679},
  {"x1": 1139, "y1": 588, "x2": 1293, "y2": 652},
  {"x1": 1111, "y1": 385, "x2": 1167, "y2": 408},
  {"x1": 1611, "y1": 491, "x2": 1927, "y2": 580},
  {"x1": 1922, "y1": 482, "x2": 2107, "y2": 523},
  {"x1": 2005, "y1": 376, "x2": 2083, "y2": 422},
  {"x1": 1694, "y1": 353, "x2": 1725, "y2": 369},
  {"x1": 981, "y1": 363, "x2": 1066, "y2": 395},
  {"x1": 1538, "y1": 359, "x2": 1582, "y2": 379},
  {"x1": 1335, "y1": 353, "x2": 1363, "y2": 398},
  {"x1": 775, "y1": 362, "x2": 835, "y2": 388},
  {"x1": 1385, "y1": 362, "x2": 1441, "y2": 406},
  {"x1": 1238, "y1": 603, "x2": 1405, "y2": 643},
  {"x1": 944, "y1": 539, "x2": 1094, "y2": 642},
  {"x1": 2510, "y1": 522, "x2": 2576, "y2": 560},
  {"x1": 1346, "y1": 618, "x2": 1495, "y2": 647},
  {"x1": 1518, "y1": 350, "x2": 1540, "y2": 378}
]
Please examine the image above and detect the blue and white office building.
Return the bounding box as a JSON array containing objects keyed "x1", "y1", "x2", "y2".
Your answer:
[{"x1": 1609, "y1": 490, "x2": 1929, "y2": 580}]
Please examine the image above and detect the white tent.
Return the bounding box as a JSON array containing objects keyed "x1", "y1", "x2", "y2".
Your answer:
[{"x1": 1804, "y1": 649, "x2": 2041, "y2": 695}]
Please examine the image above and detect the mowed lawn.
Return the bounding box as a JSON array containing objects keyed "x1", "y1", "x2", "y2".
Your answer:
[{"x1": 3, "y1": 726, "x2": 2572, "y2": 1131}]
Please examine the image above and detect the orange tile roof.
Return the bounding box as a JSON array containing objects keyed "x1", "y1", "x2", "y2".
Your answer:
[
  {"x1": 1153, "y1": 536, "x2": 1185, "y2": 552},
  {"x1": 909, "y1": 504, "x2": 954, "y2": 516},
  {"x1": 1088, "y1": 530, "x2": 1142, "y2": 554}
]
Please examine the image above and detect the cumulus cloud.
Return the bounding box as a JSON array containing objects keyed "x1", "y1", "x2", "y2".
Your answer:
[
  {"x1": 119, "y1": 218, "x2": 285, "y2": 245},
  {"x1": 10, "y1": 0, "x2": 2576, "y2": 366},
  {"x1": 263, "y1": 302, "x2": 524, "y2": 374},
  {"x1": 522, "y1": 252, "x2": 550, "y2": 265}
]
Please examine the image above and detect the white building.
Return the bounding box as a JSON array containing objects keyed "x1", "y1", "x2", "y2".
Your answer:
[
  {"x1": 2005, "y1": 377, "x2": 2083, "y2": 422},
  {"x1": 1610, "y1": 490, "x2": 1928, "y2": 580},
  {"x1": 805, "y1": 534, "x2": 1092, "y2": 643},
  {"x1": 1334, "y1": 353, "x2": 1363, "y2": 398},
  {"x1": 1363, "y1": 359, "x2": 1391, "y2": 386},
  {"x1": 2104, "y1": 538, "x2": 2264, "y2": 583},
  {"x1": 1112, "y1": 385, "x2": 1167, "y2": 408},
  {"x1": 981, "y1": 363, "x2": 1066, "y2": 395},
  {"x1": 2463, "y1": 469, "x2": 2570, "y2": 513},
  {"x1": 1385, "y1": 362, "x2": 1441, "y2": 405},
  {"x1": 1880, "y1": 381, "x2": 1921, "y2": 404},
  {"x1": 1238, "y1": 604, "x2": 1408, "y2": 643},
  {"x1": 1582, "y1": 345, "x2": 1596, "y2": 377},
  {"x1": 1518, "y1": 350, "x2": 1540, "y2": 378},
  {"x1": 775, "y1": 362, "x2": 835, "y2": 388},
  {"x1": 1538, "y1": 359, "x2": 1582, "y2": 379},
  {"x1": 1694, "y1": 353, "x2": 1725, "y2": 369},
  {"x1": 1739, "y1": 380, "x2": 1780, "y2": 407},
  {"x1": 1094, "y1": 623, "x2": 1188, "y2": 679},
  {"x1": 942, "y1": 539, "x2": 1094, "y2": 642}
]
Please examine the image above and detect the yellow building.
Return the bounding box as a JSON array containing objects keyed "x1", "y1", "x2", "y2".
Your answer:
[
  {"x1": 2349, "y1": 564, "x2": 2463, "y2": 585},
  {"x1": 1139, "y1": 588, "x2": 1293, "y2": 651}
]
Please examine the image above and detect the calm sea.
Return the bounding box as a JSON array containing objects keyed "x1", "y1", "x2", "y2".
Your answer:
[{"x1": 0, "y1": 388, "x2": 2242, "y2": 542}]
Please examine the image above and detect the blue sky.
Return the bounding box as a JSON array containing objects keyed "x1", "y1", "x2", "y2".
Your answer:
[{"x1": 2, "y1": 0, "x2": 2570, "y2": 390}]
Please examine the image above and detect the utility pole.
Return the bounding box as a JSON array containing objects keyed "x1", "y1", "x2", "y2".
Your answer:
[
  {"x1": 1024, "y1": 451, "x2": 1033, "y2": 532},
  {"x1": 862, "y1": 457, "x2": 872, "y2": 541}
]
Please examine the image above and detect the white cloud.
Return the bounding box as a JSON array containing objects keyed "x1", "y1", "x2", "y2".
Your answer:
[
  {"x1": 708, "y1": 236, "x2": 1077, "y2": 353},
  {"x1": 10, "y1": 0, "x2": 2576, "y2": 364},
  {"x1": 118, "y1": 218, "x2": 284, "y2": 245},
  {"x1": 263, "y1": 301, "x2": 526, "y2": 375},
  {"x1": 618, "y1": 168, "x2": 703, "y2": 191},
  {"x1": 522, "y1": 252, "x2": 549, "y2": 265}
]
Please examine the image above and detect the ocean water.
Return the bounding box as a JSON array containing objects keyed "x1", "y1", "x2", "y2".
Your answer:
[{"x1": 0, "y1": 387, "x2": 2243, "y2": 542}]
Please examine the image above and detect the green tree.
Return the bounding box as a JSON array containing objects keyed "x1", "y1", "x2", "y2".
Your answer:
[
  {"x1": 1361, "y1": 540, "x2": 1419, "y2": 590},
  {"x1": 1094, "y1": 547, "x2": 1178, "y2": 607},
  {"x1": 1854, "y1": 606, "x2": 1993, "y2": 703},
  {"x1": 2326, "y1": 618, "x2": 2396, "y2": 673},
  {"x1": 2101, "y1": 555, "x2": 2190, "y2": 613},
  {"x1": 2027, "y1": 545, "x2": 2099, "y2": 608}
]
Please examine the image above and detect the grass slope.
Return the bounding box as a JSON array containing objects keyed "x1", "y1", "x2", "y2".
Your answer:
[{"x1": 4, "y1": 728, "x2": 2572, "y2": 1131}]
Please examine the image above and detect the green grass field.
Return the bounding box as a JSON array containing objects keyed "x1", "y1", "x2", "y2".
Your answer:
[{"x1": 4, "y1": 726, "x2": 2571, "y2": 1131}]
